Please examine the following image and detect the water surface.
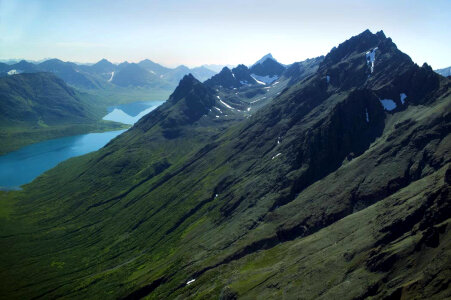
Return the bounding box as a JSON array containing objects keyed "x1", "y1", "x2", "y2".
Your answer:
[
  {"x1": 0, "y1": 100, "x2": 165, "y2": 189},
  {"x1": 103, "y1": 101, "x2": 165, "y2": 124},
  {"x1": 0, "y1": 130, "x2": 125, "y2": 189}
]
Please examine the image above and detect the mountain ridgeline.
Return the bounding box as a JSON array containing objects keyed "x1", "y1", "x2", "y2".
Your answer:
[
  {"x1": 0, "y1": 30, "x2": 450, "y2": 299},
  {"x1": 0, "y1": 58, "x2": 217, "y2": 90}
]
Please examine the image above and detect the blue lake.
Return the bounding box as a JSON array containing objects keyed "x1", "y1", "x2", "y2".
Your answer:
[{"x1": 0, "y1": 100, "x2": 164, "y2": 190}]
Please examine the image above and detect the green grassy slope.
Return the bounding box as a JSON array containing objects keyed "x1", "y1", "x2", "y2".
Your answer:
[
  {"x1": 0, "y1": 30, "x2": 449, "y2": 299},
  {"x1": 0, "y1": 72, "x2": 129, "y2": 154}
]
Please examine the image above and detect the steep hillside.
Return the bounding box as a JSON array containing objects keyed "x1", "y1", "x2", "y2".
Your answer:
[
  {"x1": 0, "y1": 73, "x2": 94, "y2": 125},
  {"x1": 0, "y1": 30, "x2": 449, "y2": 299},
  {"x1": 282, "y1": 56, "x2": 324, "y2": 84},
  {"x1": 0, "y1": 73, "x2": 126, "y2": 153}
]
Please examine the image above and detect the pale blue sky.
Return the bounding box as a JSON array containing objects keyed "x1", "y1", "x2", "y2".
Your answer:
[{"x1": 1, "y1": 0, "x2": 450, "y2": 68}]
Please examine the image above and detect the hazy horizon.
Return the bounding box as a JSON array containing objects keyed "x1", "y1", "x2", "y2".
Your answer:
[{"x1": 1, "y1": 0, "x2": 450, "y2": 69}]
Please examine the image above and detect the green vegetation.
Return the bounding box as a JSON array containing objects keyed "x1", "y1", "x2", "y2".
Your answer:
[
  {"x1": 0, "y1": 73, "x2": 145, "y2": 154},
  {"x1": 0, "y1": 30, "x2": 449, "y2": 299}
]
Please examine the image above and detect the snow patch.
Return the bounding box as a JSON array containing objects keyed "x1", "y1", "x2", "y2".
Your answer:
[
  {"x1": 272, "y1": 81, "x2": 280, "y2": 85},
  {"x1": 108, "y1": 71, "x2": 115, "y2": 82},
  {"x1": 186, "y1": 279, "x2": 196, "y2": 285},
  {"x1": 272, "y1": 153, "x2": 282, "y2": 160},
  {"x1": 247, "y1": 107, "x2": 251, "y2": 111},
  {"x1": 251, "y1": 74, "x2": 279, "y2": 85},
  {"x1": 219, "y1": 99, "x2": 234, "y2": 110},
  {"x1": 366, "y1": 47, "x2": 378, "y2": 73},
  {"x1": 400, "y1": 93, "x2": 407, "y2": 105},
  {"x1": 213, "y1": 107, "x2": 222, "y2": 113},
  {"x1": 250, "y1": 96, "x2": 266, "y2": 104},
  {"x1": 216, "y1": 115, "x2": 220, "y2": 118},
  {"x1": 326, "y1": 75, "x2": 330, "y2": 83},
  {"x1": 365, "y1": 108, "x2": 369, "y2": 123},
  {"x1": 380, "y1": 99, "x2": 397, "y2": 111},
  {"x1": 240, "y1": 80, "x2": 249, "y2": 85},
  {"x1": 7, "y1": 69, "x2": 20, "y2": 75}
]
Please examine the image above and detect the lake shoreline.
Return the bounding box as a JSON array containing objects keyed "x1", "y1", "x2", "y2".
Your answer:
[
  {"x1": 0, "y1": 100, "x2": 164, "y2": 189},
  {"x1": 0, "y1": 120, "x2": 130, "y2": 156}
]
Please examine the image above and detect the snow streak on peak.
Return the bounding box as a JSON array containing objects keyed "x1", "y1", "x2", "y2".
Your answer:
[{"x1": 366, "y1": 47, "x2": 378, "y2": 73}]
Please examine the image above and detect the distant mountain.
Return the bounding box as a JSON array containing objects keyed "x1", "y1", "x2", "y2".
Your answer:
[
  {"x1": 37, "y1": 59, "x2": 101, "y2": 89},
  {"x1": 249, "y1": 53, "x2": 286, "y2": 84},
  {"x1": 0, "y1": 63, "x2": 9, "y2": 73},
  {"x1": 138, "y1": 59, "x2": 171, "y2": 75},
  {"x1": 189, "y1": 66, "x2": 217, "y2": 82},
  {"x1": 7, "y1": 60, "x2": 40, "y2": 73},
  {"x1": 0, "y1": 72, "x2": 95, "y2": 127},
  {"x1": 89, "y1": 58, "x2": 116, "y2": 74},
  {"x1": 250, "y1": 53, "x2": 277, "y2": 67},
  {"x1": 202, "y1": 64, "x2": 235, "y2": 73},
  {"x1": 160, "y1": 65, "x2": 192, "y2": 84},
  {"x1": 0, "y1": 58, "x2": 219, "y2": 90},
  {"x1": 112, "y1": 63, "x2": 162, "y2": 87},
  {"x1": 0, "y1": 58, "x2": 102, "y2": 89},
  {"x1": 435, "y1": 66, "x2": 451, "y2": 77},
  {"x1": 205, "y1": 64, "x2": 258, "y2": 88}
]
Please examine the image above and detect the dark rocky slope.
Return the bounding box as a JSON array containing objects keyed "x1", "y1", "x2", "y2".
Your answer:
[{"x1": 0, "y1": 30, "x2": 449, "y2": 299}]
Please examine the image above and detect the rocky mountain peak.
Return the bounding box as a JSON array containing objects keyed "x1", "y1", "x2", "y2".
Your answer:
[
  {"x1": 322, "y1": 29, "x2": 389, "y2": 67},
  {"x1": 169, "y1": 73, "x2": 210, "y2": 105},
  {"x1": 251, "y1": 53, "x2": 276, "y2": 67}
]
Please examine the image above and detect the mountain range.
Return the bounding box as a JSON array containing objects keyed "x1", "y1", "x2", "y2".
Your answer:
[
  {"x1": 0, "y1": 30, "x2": 450, "y2": 299},
  {"x1": 0, "y1": 51, "x2": 308, "y2": 153},
  {"x1": 0, "y1": 58, "x2": 218, "y2": 90},
  {"x1": 435, "y1": 66, "x2": 451, "y2": 77}
]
